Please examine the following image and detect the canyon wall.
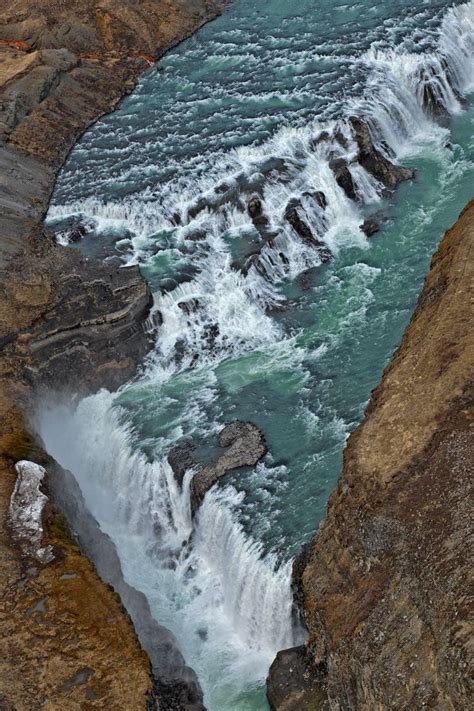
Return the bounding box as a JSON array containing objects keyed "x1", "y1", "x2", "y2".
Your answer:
[
  {"x1": 0, "y1": 2, "x2": 224, "y2": 708},
  {"x1": 268, "y1": 201, "x2": 474, "y2": 709}
]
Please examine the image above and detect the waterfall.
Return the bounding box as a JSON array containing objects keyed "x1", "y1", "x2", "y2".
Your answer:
[{"x1": 37, "y1": 392, "x2": 299, "y2": 702}]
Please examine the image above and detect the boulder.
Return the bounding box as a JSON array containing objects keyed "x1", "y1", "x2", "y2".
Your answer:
[
  {"x1": 247, "y1": 196, "x2": 272, "y2": 236},
  {"x1": 191, "y1": 421, "x2": 267, "y2": 511},
  {"x1": 284, "y1": 199, "x2": 331, "y2": 262},
  {"x1": 266, "y1": 645, "x2": 328, "y2": 711},
  {"x1": 285, "y1": 200, "x2": 316, "y2": 245}
]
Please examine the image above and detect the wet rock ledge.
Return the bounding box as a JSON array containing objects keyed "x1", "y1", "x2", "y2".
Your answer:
[
  {"x1": 0, "y1": 1, "x2": 225, "y2": 709},
  {"x1": 267, "y1": 200, "x2": 474, "y2": 709}
]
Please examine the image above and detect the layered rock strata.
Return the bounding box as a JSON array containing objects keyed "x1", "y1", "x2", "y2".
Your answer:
[{"x1": 267, "y1": 201, "x2": 474, "y2": 709}]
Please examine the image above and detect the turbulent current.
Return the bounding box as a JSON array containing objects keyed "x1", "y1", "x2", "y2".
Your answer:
[{"x1": 40, "y1": 1, "x2": 473, "y2": 708}]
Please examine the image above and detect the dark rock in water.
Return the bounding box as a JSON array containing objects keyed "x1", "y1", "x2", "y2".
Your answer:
[
  {"x1": 185, "y1": 228, "x2": 207, "y2": 242},
  {"x1": 248, "y1": 196, "x2": 263, "y2": 220},
  {"x1": 417, "y1": 66, "x2": 451, "y2": 120},
  {"x1": 309, "y1": 130, "x2": 330, "y2": 150},
  {"x1": 285, "y1": 199, "x2": 332, "y2": 263},
  {"x1": 298, "y1": 267, "x2": 323, "y2": 291},
  {"x1": 260, "y1": 156, "x2": 292, "y2": 182},
  {"x1": 360, "y1": 211, "x2": 387, "y2": 237},
  {"x1": 177, "y1": 298, "x2": 200, "y2": 315},
  {"x1": 285, "y1": 200, "x2": 317, "y2": 245},
  {"x1": 349, "y1": 117, "x2": 415, "y2": 189},
  {"x1": 334, "y1": 129, "x2": 348, "y2": 149},
  {"x1": 174, "y1": 338, "x2": 186, "y2": 364},
  {"x1": 266, "y1": 645, "x2": 328, "y2": 711},
  {"x1": 168, "y1": 440, "x2": 197, "y2": 487},
  {"x1": 304, "y1": 190, "x2": 327, "y2": 210},
  {"x1": 187, "y1": 196, "x2": 210, "y2": 221},
  {"x1": 203, "y1": 322, "x2": 219, "y2": 347},
  {"x1": 50, "y1": 214, "x2": 94, "y2": 244},
  {"x1": 191, "y1": 421, "x2": 267, "y2": 511},
  {"x1": 247, "y1": 196, "x2": 271, "y2": 234},
  {"x1": 329, "y1": 157, "x2": 358, "y2": 201}
]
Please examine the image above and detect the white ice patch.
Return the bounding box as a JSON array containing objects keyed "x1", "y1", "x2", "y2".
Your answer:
[{"x1": 9, "y1": 461, "x2": 54, "y2": 564}]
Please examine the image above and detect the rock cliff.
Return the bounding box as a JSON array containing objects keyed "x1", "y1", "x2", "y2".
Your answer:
[
  {"x1": 267, "y1": 201, "x2": 474, "y2": 709},
  {"x1": 0, "y1": 1, "x2": 224, "y2": 708}
]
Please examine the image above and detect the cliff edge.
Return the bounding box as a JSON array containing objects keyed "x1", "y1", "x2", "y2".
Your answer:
[{"x1": 268, "y1": 200, "x2": 473, "y2": 709}]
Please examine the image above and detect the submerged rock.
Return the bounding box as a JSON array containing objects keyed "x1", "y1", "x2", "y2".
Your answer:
[
  {"x1": 8, "y1": 460, "x2": 54, "y2": 564},
  {"x1": 191, "y1": 421, "x2": 267, "y2": 511},
  {"x1": 285, "y1": 200, "x2": 317, "y2": 245},
  {"x1": 360, "y1": 211, "x2": 387, "y2": 237}
]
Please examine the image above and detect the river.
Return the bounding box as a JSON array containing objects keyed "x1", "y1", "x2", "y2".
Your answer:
[{"x1": 40, "y1": 1, "x2": 473, "y2": 708}]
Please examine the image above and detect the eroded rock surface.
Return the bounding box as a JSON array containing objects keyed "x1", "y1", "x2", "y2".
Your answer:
[{"x1": 267, "y1": 201, "x2": 474, "y2": 709}]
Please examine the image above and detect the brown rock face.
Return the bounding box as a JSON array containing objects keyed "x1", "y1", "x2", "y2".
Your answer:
[
  {"x1": 0, "y1": 1, "x2": 225, "y2": 708},
  {"x1": 267, "y1": 200, "x2": 474, "y2": 709}
]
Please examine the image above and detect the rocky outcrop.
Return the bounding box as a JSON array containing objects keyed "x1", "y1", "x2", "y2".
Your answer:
[
  {"x1": 349, "y1": 117, "x2": 415, "y2": 190},
  {"x1": 267, "y1": 200, "x2": 474, "y2": 709},
  {"x1": 0, "y1": 1, "x2": 225, "y2": 708},
  {"x1": 168, "y1": 421, "x2": 267, "y2": 511},
  {"x1": 191, "y1": 421, "x2": 267, "y2": 509},
  {"x1": 0, "y1": 411, "x2": 154, "y2": 709}
]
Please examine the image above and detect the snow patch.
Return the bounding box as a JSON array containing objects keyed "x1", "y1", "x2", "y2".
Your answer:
[{"x1": 9, "y1": 460, "x2": 54, "y2": 564}]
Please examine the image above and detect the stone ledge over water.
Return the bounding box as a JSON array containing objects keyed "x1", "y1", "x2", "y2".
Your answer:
[{"x1": 168, "y1": 421, "x2": 268, "y2": 511}]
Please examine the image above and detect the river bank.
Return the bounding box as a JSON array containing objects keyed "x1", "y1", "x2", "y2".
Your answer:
[{"x1": 0, "y1": 2, "x2": 224, "y2": 708}]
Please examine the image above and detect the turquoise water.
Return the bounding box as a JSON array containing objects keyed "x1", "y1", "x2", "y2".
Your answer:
[{"x1": 42, "y1": 1, "x2": 473, "y2": 709}]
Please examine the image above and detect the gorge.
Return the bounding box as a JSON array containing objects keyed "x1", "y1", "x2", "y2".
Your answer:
[{"x1": 1, "y1": 0, "x2": 473, "y2": 709}]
